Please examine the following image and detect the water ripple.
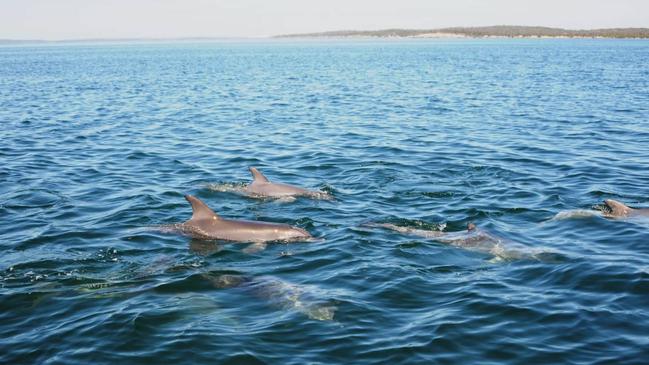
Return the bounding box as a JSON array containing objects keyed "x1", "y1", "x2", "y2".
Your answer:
[{"x1": 1, "y1": 39, "x2": 649, "y2": 364}]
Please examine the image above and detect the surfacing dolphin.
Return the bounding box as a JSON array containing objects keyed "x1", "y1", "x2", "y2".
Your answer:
[
  {"x1": 552, "y1": 199, "x2": 649, "y2": 221},
  {"x1": 175, "y1": 195, "x2": 313, "y2": 244},
  {"x1": 243, "y1": 167, "x2": 332, "y2": 200},
  {"x1": 367, "y1": 222, "x2": 546, "y2": 261},
  {"x1": 598, "y1": 199, "x2": 649, "y2": 219}
]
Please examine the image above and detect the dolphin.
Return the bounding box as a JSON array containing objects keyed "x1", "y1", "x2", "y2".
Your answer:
[
  {"x1": 243, "y1": 167, "x2": 332, "y2": 200},
  {"x1": 367, "y1": 222, "x2": 542, "y2": 260},
  {"x1": 599, "y1": 199, "x2": 649, "y2": 218},
  {"x1": 178, "y1": 195, "x2": 313, "y2": 243},
  {"x1": 203, "y1": 273, "x2": 336, "y2": 320},
  {"x1": 371, "y1": 222, "x2": 506, "y2": 251}
]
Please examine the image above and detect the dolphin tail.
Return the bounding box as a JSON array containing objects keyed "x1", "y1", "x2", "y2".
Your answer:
[
  {"x1": 184, "y1": 195, "x2": 219, "y2": 221},
  {"x1": 249, "y1": 167, "x2": 270, "y2": 183}
]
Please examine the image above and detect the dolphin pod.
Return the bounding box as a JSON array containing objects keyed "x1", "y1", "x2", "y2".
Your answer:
[
  {"x1": 165, "y1": 167, "x2": 647, "y2": 253},
  {"x1": 178, "y1": 195, "x2": 313, "y2": 243}
]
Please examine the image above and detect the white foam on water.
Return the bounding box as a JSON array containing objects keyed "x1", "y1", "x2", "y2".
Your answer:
[{"x1": 551, "y1": 209, "x2": 603, "y2": 220}]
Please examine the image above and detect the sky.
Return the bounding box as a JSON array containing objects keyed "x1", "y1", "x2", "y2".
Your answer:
[{"x1": 1, "y1": 0, "x2": 648, "y2": 40}]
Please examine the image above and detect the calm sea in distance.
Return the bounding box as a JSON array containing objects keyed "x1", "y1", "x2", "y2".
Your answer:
[{"x1": 1, "y1": 38, "x2": 648, "y2": 364}]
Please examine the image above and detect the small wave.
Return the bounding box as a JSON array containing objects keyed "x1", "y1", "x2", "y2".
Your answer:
[
  {"x1": 488, "y1": 245, "x2": 563, "y2": 263},
  {"x1": 550, "y1": 209, "x2": 603, "y2": 220},
  {"x1": 150, "y1": 223, "x2": 216, "y2": 240},
  {"x1": 307, "y1": 191, "x2": 335, "y2": 201},
  {"x1": 361, "y1": 221, "x2": 447, "y2": 236},
  {"x1": 206, "y1": 182, "x2": 334, "y2": 201},
  {"x1": 273, "y1": 196, "x2": 297, "y2": 204},
  {"x1": 205, "y1": 182, "x2": 248, "y2": 194},
  {"x1": 148, "y1": 223, "x2": 185, "y2": 235}
]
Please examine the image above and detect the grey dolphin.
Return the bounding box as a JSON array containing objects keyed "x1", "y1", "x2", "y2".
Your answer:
[
  {"x1": 243, "y1": 167, "x2": 331, "y2": 200},
  {"x1": 600, "y1": 199, "x2": 649, "y2": 218},
  {"x1": 179, "y1": 195, "x2": 312, "y2": 243},
  {"x1": 203, "y1": 273, "x2": 336, "y2": 320},
  {"x1": 368, "y1": 222, "x2": 535, "y2": 260}
]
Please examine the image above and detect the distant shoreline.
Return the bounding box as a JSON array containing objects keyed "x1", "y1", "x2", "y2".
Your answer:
[
  {"x1": 275, "y1": 25, "x2": 649, "y2": 39},
  {"x1": 2, "y1": 25, "x2": 649, "y2": 45},
  {"x1": 1, "y1": 36, "x2": 647, "y2": 47},
  {"x1": 273, "y1": 34, "x2": 649, "y2": 40}
]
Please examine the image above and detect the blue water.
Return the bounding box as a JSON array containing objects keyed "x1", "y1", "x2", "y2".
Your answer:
[{"x1": 1, "y1": 39, "x2": 649, "y2": 364}]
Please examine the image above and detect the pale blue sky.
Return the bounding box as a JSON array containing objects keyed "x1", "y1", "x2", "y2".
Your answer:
[{"x1": 1, "y1": 0, "x2": 647, "y2": 40}]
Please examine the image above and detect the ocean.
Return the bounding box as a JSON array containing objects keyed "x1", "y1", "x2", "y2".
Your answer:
[{"x1": 1, "y1": 38, "x2": 648, "y2": 364}]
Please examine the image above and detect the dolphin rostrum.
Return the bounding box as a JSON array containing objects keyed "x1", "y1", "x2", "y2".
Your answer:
[
  {"x1": 243, "y1": 167, "x2": 332, "y2": 200},
  {"x1": 599, "y1": 199, "x2": 649, "y2": 218},
  {"x1": 179, "y1": 195, "x2": 312, "y2": 243}
]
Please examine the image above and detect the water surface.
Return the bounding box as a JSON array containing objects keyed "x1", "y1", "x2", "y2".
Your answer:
[{"x1": 1, "y1": 39, "x2": 649, "y2": 364}]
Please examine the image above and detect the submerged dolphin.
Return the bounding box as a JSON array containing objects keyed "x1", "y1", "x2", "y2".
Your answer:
[
  {"x1": 203, "y1": 273, "x2": 336, "y2": 321},
  {"x1": 243, "y1": 167, "x2": 331, "y2": 200},
  {"x1": 178, "y1": 195, "x2": 312, "y2": 243},
  {"x1": 368, "y1": 222, "x2": 543, "y2": 260},
  {"x1": 599, "y1": 199, "x2": 649, "y2": 218}
]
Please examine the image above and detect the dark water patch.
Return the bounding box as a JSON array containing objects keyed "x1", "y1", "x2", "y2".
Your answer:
[{"x1": 3, "y1": 189, "x2": 64, "y2": 210}]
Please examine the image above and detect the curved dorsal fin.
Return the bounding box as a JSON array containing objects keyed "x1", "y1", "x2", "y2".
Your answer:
[
  {"x1": 604, "y1": 199, "x2": 632, "y2": 216},
  {"x1": 249, "y1": 167, "x2": 270, "y2": 183},
  {"x1": 185, "y1": 195, "x2": 219, "y2": 221}
]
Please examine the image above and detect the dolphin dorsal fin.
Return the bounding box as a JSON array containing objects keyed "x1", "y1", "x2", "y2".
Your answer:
[
  {"x1": 604, "y1": 199, "x2": 632, "y2": 216},
  {"x1": 185, "y1": 195, "x2": 219, "y2": 221},
  {"x1": 249, "y1": 167, "x2": 270, "y2": 183}
]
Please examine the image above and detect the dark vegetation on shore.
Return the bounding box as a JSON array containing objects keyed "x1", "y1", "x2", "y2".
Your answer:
[{"x1": 276, "y1": 25, "x2": 649, "y2": 39}]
